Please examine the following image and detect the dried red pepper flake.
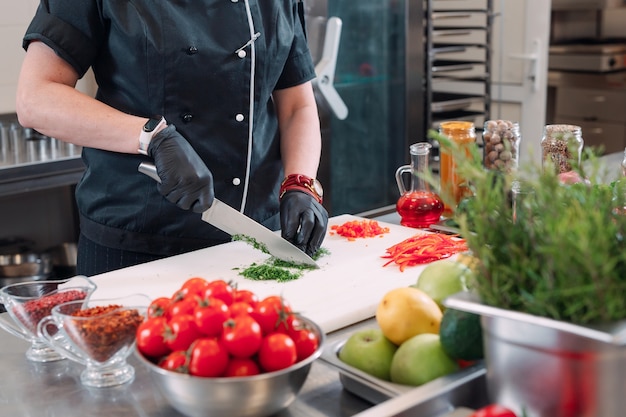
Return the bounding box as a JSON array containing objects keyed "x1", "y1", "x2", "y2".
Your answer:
[
  {"x1": 67, "y1": 304, "x2": 145, "y2": 363},
  {"x1": 330, "y1": 219, "x2": 390, "y2": 239},
  {"x1": 13, "y1": 289, "x2": 89, "y2": 335},
  {"x1": 71, "y1": 304, "x2": 123, "y2": 317}
]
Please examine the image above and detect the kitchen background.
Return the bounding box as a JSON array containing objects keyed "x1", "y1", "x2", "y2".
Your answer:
[{"x1": 1, "y1": 0, "x2": 626, "y2": 263}]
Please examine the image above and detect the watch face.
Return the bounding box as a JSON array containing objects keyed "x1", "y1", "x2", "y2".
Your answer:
[
  {"x1": 143, "y1": 116, "x2": 163, "y2": 133},
  {"x1": 312, "y1": 179, "x2": 324, "y2": 197}
]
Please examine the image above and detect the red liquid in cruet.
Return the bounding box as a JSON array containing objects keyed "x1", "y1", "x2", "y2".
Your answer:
[{"x1": 396, "y1": 191, "x2": 444, "y2": 228}]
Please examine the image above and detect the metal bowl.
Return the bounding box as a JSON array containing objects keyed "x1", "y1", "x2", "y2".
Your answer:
[
  {"x1": 0, "y1": 252, "x2": 53, "y2": 278},
  {"x1": 135, "y1": 315, "x2": 325, "y2": 417}
]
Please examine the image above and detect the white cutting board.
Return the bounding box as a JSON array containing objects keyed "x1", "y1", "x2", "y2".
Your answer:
[{"x1": 90, "y1": 214, "x2": 456, "y2": 333}]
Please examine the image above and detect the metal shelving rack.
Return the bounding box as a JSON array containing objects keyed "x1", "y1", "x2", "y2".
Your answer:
[
  {"x1": 425, "y1": 0, "x2": 493, "y2": 137},
  {"x1": 0, "y1": 115, "x2": 84, "y2": 197}
]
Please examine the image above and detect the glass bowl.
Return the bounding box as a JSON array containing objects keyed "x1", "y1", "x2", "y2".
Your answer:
[
  {"x1": 37, "y1": 293, "x2": 149, "y2": 388},
  {"x1": 0, "y1": 275, "x2": 96, "y2": 362}
]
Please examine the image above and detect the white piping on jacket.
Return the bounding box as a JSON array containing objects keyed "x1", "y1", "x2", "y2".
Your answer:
[{"x1": 239, "y1": 0, "x2": 257, "y2": 213}]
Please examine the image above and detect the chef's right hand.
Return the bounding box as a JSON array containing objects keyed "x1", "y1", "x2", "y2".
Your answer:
[{"x1": 147, "y1": 124, "x2": 214, "y2": 213}]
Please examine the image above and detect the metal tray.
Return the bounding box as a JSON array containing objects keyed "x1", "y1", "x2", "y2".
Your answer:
[
  {"x1": 320, "y1": 337, "x2": 489, "y2": 415},
  {"x1": 431, "y1": 92, "x2": 484, "y2": 113}
]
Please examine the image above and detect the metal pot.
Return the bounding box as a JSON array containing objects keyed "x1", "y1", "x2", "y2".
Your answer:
[
  {"x1": 0, "y1": 253, "x2": 53, "y2": 313},
  {"x1": 0, "y1": 252, "x2": 53, "y2": 278}
]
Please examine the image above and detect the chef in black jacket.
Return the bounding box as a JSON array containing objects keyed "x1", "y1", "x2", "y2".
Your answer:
[{"x1": 16, "y1": 0, "x2": 328, "y2": 275}]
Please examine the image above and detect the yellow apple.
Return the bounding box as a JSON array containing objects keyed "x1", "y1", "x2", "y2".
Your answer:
[{"x1": 375, "y1": 287, "x2": 442, "y2": 346}]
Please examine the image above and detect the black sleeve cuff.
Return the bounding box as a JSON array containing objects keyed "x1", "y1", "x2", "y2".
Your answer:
[{"x1": 23, "y1": 12, "x2": 98, "y2": 78}]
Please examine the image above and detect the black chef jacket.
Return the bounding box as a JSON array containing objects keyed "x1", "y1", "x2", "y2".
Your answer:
[{"x1": 23, "y1": 0, "x2": 316, "y2": 256}]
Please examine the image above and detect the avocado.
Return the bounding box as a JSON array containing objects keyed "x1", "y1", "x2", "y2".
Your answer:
[{"x1": 439, "y1": 308, "x2": 484, "y2": 361}]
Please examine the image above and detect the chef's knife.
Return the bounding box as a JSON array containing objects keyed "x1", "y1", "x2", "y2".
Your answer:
[{"x1": 138, "y1": 162, "x2": 319, "y2": 268}]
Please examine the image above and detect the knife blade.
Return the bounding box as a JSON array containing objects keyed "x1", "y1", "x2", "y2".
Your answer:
[{"x1": 138, "y1": 162, "x2": 318, "y2": 268}]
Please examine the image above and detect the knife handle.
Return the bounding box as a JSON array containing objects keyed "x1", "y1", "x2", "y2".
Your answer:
[{"x1": 138, "y1": 162, "x2": 162, "y2": 183}]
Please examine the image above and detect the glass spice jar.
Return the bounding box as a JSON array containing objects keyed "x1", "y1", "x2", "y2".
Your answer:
[
  {"x1": 483, "y1": 120, "x2": 521, "y2": 173},
  {"x1": 438, "y1": 121, "x2": 476, "y2": 216},
  {"x1": 541, "y1": 124, "x2": 583, "y2": 174},
  {"x1": 439, "y1": 121, "x2": 476, "y2": 216}
]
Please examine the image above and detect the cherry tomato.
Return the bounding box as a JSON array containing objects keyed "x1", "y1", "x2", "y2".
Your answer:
[
  {"x1": 188, "y1": 338, "x2": 230, "y2": 377},
  {"x1": 275, "y1": 313, "x2": 302, "y2": 334},
  {"x1": 147, "y1": 297, "x2": 171, "y2": 319},
  {"x1": 168, "y1": 296, "x2": 199, "y2": 317},
  {"x1": 136, "y1": 316, "x2": 170, "y2": 358},
  {"x1": 180, "y1": 277, "x2": 209, "y2": 298},
  {"x1": 221, "y1": 316, "x2": 263, "y2": 358},
  {"x1": 224, "y1": 357, "x2": 260, "y2": 377},
  {"x1": 203, "y1": 279, "x2": 235, "y2": 306},
  {"x1": 251, "y1": 295, "x2": 292, "y2": 335},
  {"x1": 194, "y1": 297, "x2": 230, "y2": 337},
  {"x1": 470, "y1": 404, "x2": 518, "y2": 417},
  {"x1": 158, "y1": 350, "x2": 189, "y2": 373},
  {"x1": 258, "y1": 333, "x2": 297, "y2": 372},
  {"x1": 290, "y1": 327, "x2": 319, "y2": 362},
  {"x1": 233, "y1": 289, "x2": 259, "y2": 307},
  {"x1": 229, "y1": 301, "x2": 253, "y2": 317},
  {"x1": 457, "y1": 359, "x2": 476, "y2": 369},
  {"x1": 165, "y1": 314, "x2": 202, "y2": 352}
]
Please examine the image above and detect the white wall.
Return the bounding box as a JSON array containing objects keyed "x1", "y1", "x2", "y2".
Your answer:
[
  {"x1": 0, "y1": 1, "x2": 39, "y2": 114},
  {"x1": 0, "y1": 1, "x2": 96, "y2": 115}
]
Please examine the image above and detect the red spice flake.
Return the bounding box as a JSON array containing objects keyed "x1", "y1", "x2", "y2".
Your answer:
[
  {"x1": 382, "y1": 233, "x2": 468, "y2": 272},
  {"x1": 67, "y1": 305, "x2": 145, "y2": 363},
  {"x1": 13, "y1": 289, "x2": 89, "y2": 335},
  {"x1": 330, "y1": 220, "x2": 390, "y2": 240}
]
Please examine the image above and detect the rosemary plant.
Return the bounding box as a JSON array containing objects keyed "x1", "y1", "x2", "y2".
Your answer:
[{"x1": 429, "y1": 130, "x2": 626, "y2": 325}]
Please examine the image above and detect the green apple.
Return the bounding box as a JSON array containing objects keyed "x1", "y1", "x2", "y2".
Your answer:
[
  {"x1": 414, "y1": 259, "x2": 472, "y2": 309},
  {"x1": 390, "y1": 333, "x2": 458, "y2": 386},
  {"x1": 338, "y1": 328, "x2": 398, "y2": 381}
]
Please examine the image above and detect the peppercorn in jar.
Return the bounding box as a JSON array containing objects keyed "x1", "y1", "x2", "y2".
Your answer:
[{"x1": 482, "y1": 120, "x2": 521, "y2": 173}]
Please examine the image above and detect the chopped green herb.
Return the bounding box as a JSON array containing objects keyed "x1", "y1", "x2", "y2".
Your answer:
[
  {"x1": 270, "y1": 257, "x2": 315, "y2": 270},
  {"x1": 239, "y1": 263, "x2": 303, "y2": 282},
  {"x1": 312, "y1": 247, "x2": 331, "y2": 260},
  {"x1": 232, "y1": 234, "x2": 331, "y2": 282},
  {"x1": 231, "y1": 234, "x2": 270, "y2": 255}
]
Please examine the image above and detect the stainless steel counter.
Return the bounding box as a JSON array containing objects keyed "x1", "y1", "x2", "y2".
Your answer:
[
  {"x1": 0, "y1": 207, "x2": 413, "y2": 417},
  {"x1": 4, "y1": 161, "x2": 623, "y2": 416},
  {"x1": 0, "y1": 316, "x2": 377, "y2": 417}
]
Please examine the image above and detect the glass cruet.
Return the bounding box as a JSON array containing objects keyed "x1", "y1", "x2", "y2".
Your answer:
[{"x1": 395, "y1": 142, "x2": 444, "y2": 228}]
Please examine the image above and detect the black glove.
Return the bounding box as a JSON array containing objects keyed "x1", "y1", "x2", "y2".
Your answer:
[
  {"x1": 148, "y1": 124, "x2": 214, "y2": 213},
  {"x1": 280, "y1": 190, "x2": 328, "y2": 257}
]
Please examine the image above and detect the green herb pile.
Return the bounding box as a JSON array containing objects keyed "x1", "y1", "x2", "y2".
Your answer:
[
  {"x1": 429, "y1": 130, "x2": 626, "y2": 325},
  {"x1": 232, "y1": 234, "x2": 329, "y2": 282},
  {"x1": 237, "y1": 259, "x2": 308, "y2": 282}
]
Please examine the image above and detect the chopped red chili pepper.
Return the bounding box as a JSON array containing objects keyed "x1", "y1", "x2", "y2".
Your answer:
[
  {"x1": 330, "y1": 219, "x2": 390, "y2": 240},
  {"x1": 382, "y1": 233, "x2": 468, "y2": 271}
]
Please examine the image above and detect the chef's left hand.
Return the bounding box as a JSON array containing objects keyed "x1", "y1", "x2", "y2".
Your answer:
[{"x1": 280, "y1": 191, "x2": 328, "y2": 257}]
